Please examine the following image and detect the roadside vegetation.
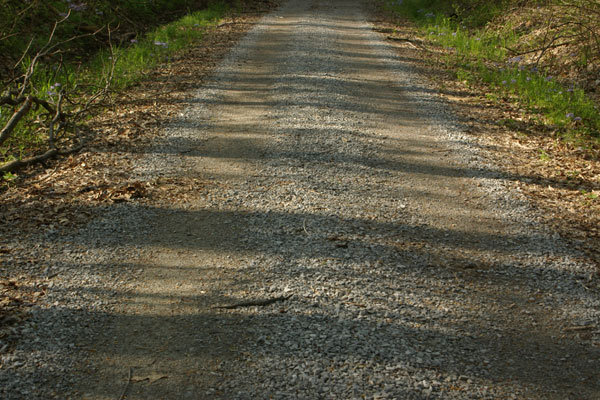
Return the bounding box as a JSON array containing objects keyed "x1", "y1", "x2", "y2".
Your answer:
[
  {"x1": 379, "y1": 0, "x2": 600, "y2": 263},
  {"x1": 383, "y1": 0, "x2": 600, "y2": 148},
  {"x1": 0, "y1": 0, "x2": 231, "y2": 178}
]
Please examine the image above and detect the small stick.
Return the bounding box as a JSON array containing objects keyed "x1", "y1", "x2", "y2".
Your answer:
[
  {"x1": 118, "y1": 367, "x2": 132, "y2": 400},
  {"x1": 213, "y1": 294, "x2": 292, "y2": 309},
  {"x1": 563, "y1": 325, "x2": 596, "y2": 332},
  {"x1": 303, "y1": 218, "x2": 310, "y2": 235}
]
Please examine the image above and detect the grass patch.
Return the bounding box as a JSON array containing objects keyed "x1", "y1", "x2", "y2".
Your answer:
[
  {"x1": 0, "y1": 0, "x2": 218, "y2": 68},
  {"x1": 383, "y1": 0, "x2": 600, "y2": 145},
  {"x1": 0, "y1": 2, "x2": 228, "y2": 163},
  {"x1": 90, "y1": 4, "x2": 227, "y2": 90}
]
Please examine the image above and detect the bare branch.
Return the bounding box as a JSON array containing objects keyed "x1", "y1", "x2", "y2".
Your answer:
[
  {"x1": 0, "y1": 92, "x2": 26, "y2": 106},
  {"x1": 47, "y1": 92, "x2": 65, "y2": 149},
  {"x1": 0, "y1": 142, "x2": 84, "y2": 174},
  {"x1": 0, "y1": 96, "x2": 32, "y2": 147}
]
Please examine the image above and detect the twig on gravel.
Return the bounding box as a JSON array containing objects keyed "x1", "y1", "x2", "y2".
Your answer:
[
  {"x1": 563, "y1": 325, "x2": 596, "y2": 332},
  {"x1": 118, "y1": 367, "x2": 132, "y2": 400},
  {"x1": 303, "y1": 218, "x2": 310, "y2": 235},
  {"x1": 213, "y1": 294, "x2": 292, "y2": 309}
]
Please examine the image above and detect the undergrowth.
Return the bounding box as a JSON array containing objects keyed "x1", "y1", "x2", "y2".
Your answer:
[
  {"x1": 0, "y1": 0, "x2": 218, "y2": 73},
  {"x1": 384, "y1": 0, "x2": 600, "y2": 146},
  {"x1": 0, "y1": 1, "x2": 229, "y2": 169},
  {"x1": 89, "y1": 4, "x2": 227, "y2": 91}
]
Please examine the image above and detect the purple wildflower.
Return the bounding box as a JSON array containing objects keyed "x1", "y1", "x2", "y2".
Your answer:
[
  {"x1": 508, "y1": 56, "x2": 523, "y2": 63},
  {"x1": 69, "y1": 2, "x2": 87, "y2": 11},
  {"x1": 566, "y1": 113, "x2": 575, "y2": 118},
  {"x1": 573, "y1": 116, "x2": 582, "y2": 122}
]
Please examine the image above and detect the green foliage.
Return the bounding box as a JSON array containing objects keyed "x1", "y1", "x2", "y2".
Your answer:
[
  {"x1": 388, "y1": 0, "x2": 510, "y2": 28},
  {"x1": 2, "y1": 171, "x2": 17, "y2": 181},
  {"x1": 0, "y1": 1, "x2": 228, "y2": 165},
  {"x1": 0, "y1": 0, "x2": 216, "y2": 78},
  {"x1": 538, "y1": 149, "x2": 551, "y2": 161},
  {"x1": 384, "y1": 0, "x2": 600, "y2": 143},
  {"x1": 89, "y1": 4, "x2": 226, "y2": 90}
]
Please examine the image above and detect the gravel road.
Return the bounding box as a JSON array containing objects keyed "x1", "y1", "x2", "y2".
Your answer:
[{"x1": 2, "y1": 0, "x2": 599, "y2": 398}]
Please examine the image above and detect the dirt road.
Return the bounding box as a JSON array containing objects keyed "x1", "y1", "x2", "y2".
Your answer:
[{"x1": 8, "y1": 0, "x2": 599, "y2": 398}]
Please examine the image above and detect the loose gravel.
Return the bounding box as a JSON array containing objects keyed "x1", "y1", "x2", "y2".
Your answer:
[{"x1": 1, "y1": 0, "x2": 599, "y2": 398}]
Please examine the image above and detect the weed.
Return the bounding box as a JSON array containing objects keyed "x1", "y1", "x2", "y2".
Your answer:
[{"x1": 2, "y1": 171, "x2": 17, "y2": 181}]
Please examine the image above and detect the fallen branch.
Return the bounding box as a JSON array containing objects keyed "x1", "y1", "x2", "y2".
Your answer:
[
  {"x1": 0, "y1": 96, "x2": 32, "y2": 146},
  {"x1": 213, "y1": 294, "x2": 292, "y2": 309},
  {"x1": 0, "y1": 13, "x2": 113, "y2": 175},
  {"x1": 0, "y1": 142, "x2": 85, "y2": 173}
]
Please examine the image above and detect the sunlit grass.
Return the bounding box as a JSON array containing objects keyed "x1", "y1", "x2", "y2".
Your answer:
[
  {"x1": 88, "y1": 4, "x2": 227, "y2": 90},
  {"x1": 384, "y1": 0, "x2": 600, "y2": 143},
  {"x1": 0, "y1": 2, "x2": 228, "y2": 163}
]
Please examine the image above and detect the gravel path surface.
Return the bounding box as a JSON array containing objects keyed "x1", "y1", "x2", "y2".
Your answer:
[{"x1": 2, "y1": 0, "x2": 599, "y2": 398}]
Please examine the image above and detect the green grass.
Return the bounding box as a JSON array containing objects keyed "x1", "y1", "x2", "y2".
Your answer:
[
  {"x1": 0, "y1": 0, "x2": 216, "y2": 65},
  {"x1": 89, "y1": 4, "x2": 227, "y2": 90},
  {"x1": 0, "y1": 2, "x2": 228, "y2": 162},
  {"x1": 384, "y1": 0, "x2": 600, "y2": 143}
]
